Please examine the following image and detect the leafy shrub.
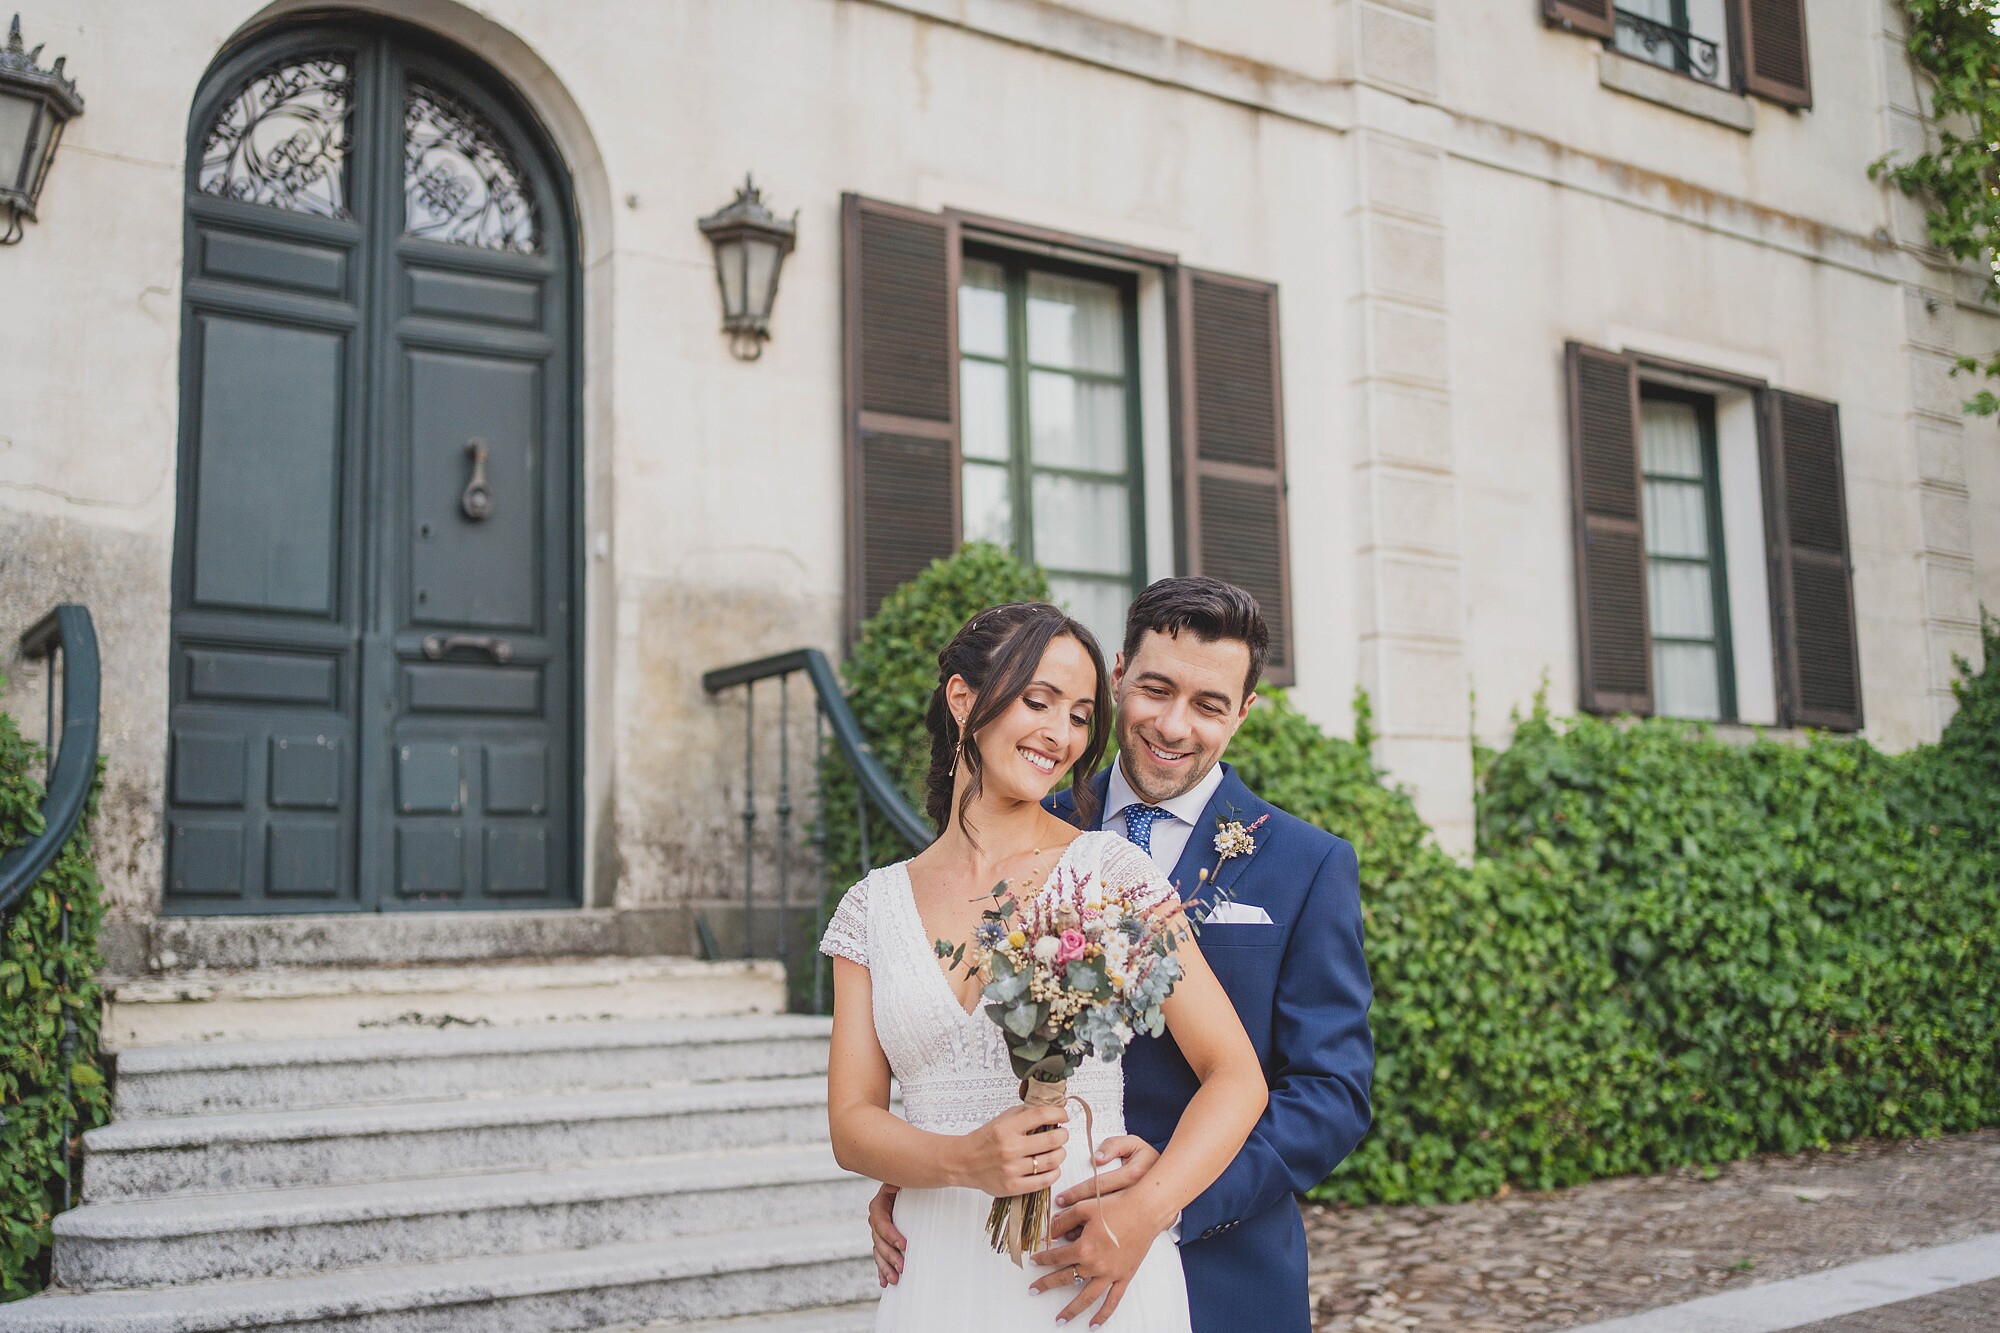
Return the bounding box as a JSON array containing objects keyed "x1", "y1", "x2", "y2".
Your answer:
[
  {"x1": 1316, "y1": 617, "x2": 2000, "y2": 1204},
  {"x1": 0, "y1": 696, "x2": 108, "y2": 1299}
]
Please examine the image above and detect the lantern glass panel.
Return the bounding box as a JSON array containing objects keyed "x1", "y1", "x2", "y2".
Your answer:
[
  {"x1": 713, "y1": 236, "x2": 747, "y2": 319},
  {"x1": 0, "y1": 91, "x2": 40, "y2": 196},
  {"x1": 744, "y1": 235, "x2": 782, "y2": 321}
]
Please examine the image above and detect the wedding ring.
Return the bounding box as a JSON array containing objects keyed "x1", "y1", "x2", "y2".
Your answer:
[{"x1": 1071, "y1": 1271, "x2": 1087, "y2": 1286}]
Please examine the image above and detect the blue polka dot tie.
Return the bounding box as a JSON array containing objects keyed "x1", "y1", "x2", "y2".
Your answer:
[{"x1": 1124, "y1": 804, "x2": 1169, "y2": 856}]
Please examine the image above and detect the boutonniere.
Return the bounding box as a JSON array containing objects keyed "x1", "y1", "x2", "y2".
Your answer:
[{"x1": 1211, "y1": 809, "x2": 1270, "y2": 863}]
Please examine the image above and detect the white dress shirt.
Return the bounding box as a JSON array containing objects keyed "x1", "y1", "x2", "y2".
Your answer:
[{"x1": 1105, "y1": 757, "x2": 1225, "y2": 875}]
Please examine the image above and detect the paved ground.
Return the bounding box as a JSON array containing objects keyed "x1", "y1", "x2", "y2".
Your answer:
[{"x1": 1305, "y1": 1129, "x2": 2000, "y2": 1332}]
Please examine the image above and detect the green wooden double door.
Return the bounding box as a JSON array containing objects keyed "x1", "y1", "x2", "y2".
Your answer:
[{"x1": 165, "y1": 22, "x2": 578, "y2": 913}]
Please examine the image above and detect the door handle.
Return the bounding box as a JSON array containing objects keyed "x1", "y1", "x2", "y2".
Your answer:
[
  {"x1": 422, "y1": 633, "x2": 514, "y2": 663},
  {"x1": 461, "y1": 438, "x2": 494, "y2": 520}
]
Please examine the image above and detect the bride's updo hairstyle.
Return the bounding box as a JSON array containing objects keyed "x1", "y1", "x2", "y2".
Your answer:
[{"x1": 925, "y1": 602, "x2": 1111, "y2": 842}]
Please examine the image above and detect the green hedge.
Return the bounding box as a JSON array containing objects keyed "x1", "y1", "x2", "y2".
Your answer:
[
  {"x1": 820, "y1": 547, "x2": 2000, "y2": 1202},
  {"x1": 0, "y1": 697, "x2": 108, "y2": 1300}
]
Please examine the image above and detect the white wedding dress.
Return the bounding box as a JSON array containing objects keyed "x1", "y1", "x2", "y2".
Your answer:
[{"x1": 821, "y1": 829, "x2": 1194, "y2": 1331}]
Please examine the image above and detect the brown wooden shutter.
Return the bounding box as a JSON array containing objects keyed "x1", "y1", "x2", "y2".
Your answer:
[
  {"x1": 1761, "y1": 391, "x2": 1860, "y2": 731},
  {"x1": 842, "y1": 194, "x2": 961, "y2": 630},
  {"x1": 1566, "y1": 342, "x2": 1652, "y2": 715},
  {"x1": 1173, "y1": 268, "x2": 1295, "y2": 687},
  {"x1": 1736, "y1": 0, "x2": 1812, "y2": 108},
  {"x1": 1541, "y1": 0, "x2": 1615, "y2": 41}
]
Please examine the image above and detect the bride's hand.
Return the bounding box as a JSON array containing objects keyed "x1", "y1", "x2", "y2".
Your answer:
[
  {"x1": 1027, "y1": 1191, "x2": 1166, "y2": 1327},
  {"x1": 952, "y1": 1102, "x2": 1070, "y2": 1197}
]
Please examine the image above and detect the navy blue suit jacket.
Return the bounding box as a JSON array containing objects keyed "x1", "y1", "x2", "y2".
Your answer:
[{"x1": 1049, "y1": 763, "x2": 1372, "y2": 1333}]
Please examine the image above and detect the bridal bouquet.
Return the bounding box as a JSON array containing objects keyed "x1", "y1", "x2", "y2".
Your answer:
[{"x1": 934, "y1": 866, "x2": 1193, "y2": 1264}]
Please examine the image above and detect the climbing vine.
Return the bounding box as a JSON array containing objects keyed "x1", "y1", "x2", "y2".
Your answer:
[{"x1": 1873, "y1": 1, "x2": 2000, "y2": 413}]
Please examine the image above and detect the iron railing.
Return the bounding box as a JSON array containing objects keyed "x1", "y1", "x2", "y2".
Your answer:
[
  {"x1": 1614, "y1": 8, "x2": 1725, "y2": 87},
  {"x1": 701, "y1": 648, "x2": 932, "y2": 1010},
  {"x1": 0, "y1": 604, "x2": 101, "y2": 1214}
]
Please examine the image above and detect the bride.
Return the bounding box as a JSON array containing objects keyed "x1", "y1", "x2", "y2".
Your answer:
[{"x1": 821, "y1": 601, "x2": 1267, "y2": 1330}]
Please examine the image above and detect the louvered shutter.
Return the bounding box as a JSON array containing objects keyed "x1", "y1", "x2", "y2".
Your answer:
[
  {"x1": 1566, "y1": 342, "x2": 1652, "y2": 715},
  {"x1": 1762, "y1": 391, "x2": 1860, "y2": 731},
  {"x1": 1174, "y1": 268, "x2": 1295, "y2": 687},
  {"x1": 1541, "y1": 0, "x2": 1615, "y2": 41},
  {"x1": 842, "y1": 194, "x2": 961, "y2": 630},
  {"x1": 1736, "y1": 0, "x2": 1812, "y2": 108}
]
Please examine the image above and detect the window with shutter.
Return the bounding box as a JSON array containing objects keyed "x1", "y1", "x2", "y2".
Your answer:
[
  {"x1": 957, "y1": 250, "x2": 1144, "y2": 653},
  {"x1": 1761, "y1": 391, "x2": 1860, "y2": 730},
  {"x1": 1566, "y1": 342, "x2": 1654, "y2": 715},
  {"x1": 842, "y1": 195, "x2": 961, "y2": 629},
  {"x1": 1736, "y1": 0, "x2": 1811, "y2": 107},
  {"x1": 1175, "y1": 269, "x2": 1295, "y2": 687}
]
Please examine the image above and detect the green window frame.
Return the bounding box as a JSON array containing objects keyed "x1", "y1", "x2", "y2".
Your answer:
[
  {"x1": 957, "y1": 244, "x2": 1146, "y2": 643},
  {"x1": 1639, "y1": 383, "x2": 1737, "y2": 721}
]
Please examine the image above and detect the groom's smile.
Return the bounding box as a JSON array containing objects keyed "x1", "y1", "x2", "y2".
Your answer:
[{"x1": 1112, "y1": 629, "x2": 1256, "y2": 805}]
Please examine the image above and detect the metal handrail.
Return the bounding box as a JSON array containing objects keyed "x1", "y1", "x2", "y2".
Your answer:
[
  {"x1": 0, "y1": 605, "x2": 100, "y2": 912},
  {"x1": 702, "y1": 648, "x2": 933, "y2": 847},
  {"x1": 0, "y1": 603, "x2": 100, "y2": 1219},
  {"x1": 703, "y1": 647, "x2": 933, "y2": 1011}
]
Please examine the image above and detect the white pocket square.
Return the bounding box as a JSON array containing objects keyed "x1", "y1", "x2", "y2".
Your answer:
[{"x1": 1204, "y1": 901, "x2": 1273, "y2": 925}]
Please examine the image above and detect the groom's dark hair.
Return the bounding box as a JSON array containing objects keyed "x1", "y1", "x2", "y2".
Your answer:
[{"x1": 1122, "y1": 577, "x2": 1270, "y2": 702}]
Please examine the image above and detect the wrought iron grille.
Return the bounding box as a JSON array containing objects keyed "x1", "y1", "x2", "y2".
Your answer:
[{"x1": 1614, "y1": 8, "x2": 1725, "y2": 88}]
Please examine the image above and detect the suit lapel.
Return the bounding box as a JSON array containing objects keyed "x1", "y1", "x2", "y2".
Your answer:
[{"x1": 1169, "y1": 765, "x2": 1271, "y2": 914}]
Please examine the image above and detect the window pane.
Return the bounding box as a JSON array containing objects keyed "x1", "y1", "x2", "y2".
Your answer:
[
  {"x1": 1049, "y1": 575, "x2": 1129, "y2": 659},
  {"x1": 1648, "y1": 560, "x2": 1715, "y2": 639},
  {"x1": 1032, "y1": 473, "x2": 1130, "y2": 575},
  {"x1": 1655, "y1": 641, "x2": 1721, "y2": 720},
  {"x1": 960, "y1": 260, "x2": 1008, "y2": 358},
  {"x1": 1640, "y1": 399, "x2": 1703, "y2": 479},
  {"x1": 1029, "y1": 370, "x2": 1127, "y2": 473},
  {"x1": 963, "y1": 461, "x2": 1013, "y2": 548},
  {"x1": 1645, "y1": 478, "x2": 1710, "y2": 559},
  {"x1": 1026, "y1": 272, "x2": 1123, "y2": 374},
  {"x1": 961, "y1": 360, "x2": 1010, "y2": 462}
]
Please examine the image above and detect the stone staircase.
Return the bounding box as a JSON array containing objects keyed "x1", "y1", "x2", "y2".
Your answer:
[{"x1": 0, "y1": 956, "x2": 881, "y2": 1331}]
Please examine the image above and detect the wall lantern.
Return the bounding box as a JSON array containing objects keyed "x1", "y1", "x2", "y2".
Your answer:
[
  {"x1": 0, "y1": 15, "x2": 84, "y2": 245},
  {"x1": 698, "y1": 175, "x2": 796, "y2": 360}
]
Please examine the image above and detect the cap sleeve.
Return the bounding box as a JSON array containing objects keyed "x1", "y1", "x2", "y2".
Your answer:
[
  {"x1": 819, "y1": 874, "x2": 872, "y2": 967},
  {"x1": 1090, "y1": 831, "x2": 1181, "y2": 914}
]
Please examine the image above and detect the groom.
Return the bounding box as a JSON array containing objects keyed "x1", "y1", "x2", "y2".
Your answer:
[{"x1": 869, "y1": 576, "x2": 1374, "y2": 1331}]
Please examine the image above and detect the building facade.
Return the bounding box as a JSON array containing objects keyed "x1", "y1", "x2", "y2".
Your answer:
[{"x1": 4, "y1": 0, "x2": 1996, "y2": 955}]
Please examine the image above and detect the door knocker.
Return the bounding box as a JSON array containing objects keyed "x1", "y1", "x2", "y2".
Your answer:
[{"x1": 461, "y1": 438, "x2": 494, "y2": 520}]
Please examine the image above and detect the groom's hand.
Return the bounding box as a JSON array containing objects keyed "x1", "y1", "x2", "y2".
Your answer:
[
  {"x1": 1051, "y1": 1135, "x2": 1158, "y2": 1223},
  {"x1": 1028, "y1": 1191, "x2": 1169, "y2": 1328},
  {"x1": 867, "y1": 1184, "x2": 905, "y2": 1287}
]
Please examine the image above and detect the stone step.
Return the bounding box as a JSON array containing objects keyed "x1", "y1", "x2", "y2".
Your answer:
[
  {"x1": 105, "y1": 957, "x2": 787, "y2": 1048},
  {"x1": 111, "y1": 1015, "x2": 833, "y2": 1118},
  {"x1": 55, "y1": 1145, "x2": 873, "y2": 1290},
  {"x1": 83, "y1": 1077, "x2": 833, "y2": 1202},
  {"x1": 130, "y1": 908, "x2": 697, "y2": 975},
  {"x1": 0, "y1": 1222, "x2": 874, "y2": 1332},
  {"x1": 600, "y1": 1302, "x2": 879, "y2": 1332}
]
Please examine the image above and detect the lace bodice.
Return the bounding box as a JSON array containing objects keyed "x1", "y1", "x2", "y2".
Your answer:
[{"x1": 820, "y1": 830, "x2": 1176, "y2": 1135}]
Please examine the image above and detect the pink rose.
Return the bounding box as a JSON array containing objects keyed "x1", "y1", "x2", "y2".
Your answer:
[{"x1": 1056, "y1": 929, "x2": 1088, "y2": 965}]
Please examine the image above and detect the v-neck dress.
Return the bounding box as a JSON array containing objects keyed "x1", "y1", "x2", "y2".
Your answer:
[{"x1": 821, "y1": 829, "x2": 1192, "y2": 1331}]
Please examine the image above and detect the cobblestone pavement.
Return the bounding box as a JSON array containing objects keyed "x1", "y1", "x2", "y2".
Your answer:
[
  {"x1": 1305, "y1": 1129, "x2": 2000, "y2": 1332},
  {"x1": 1791, "y1": 1276, "x2": 2000, "y2": 1332}
]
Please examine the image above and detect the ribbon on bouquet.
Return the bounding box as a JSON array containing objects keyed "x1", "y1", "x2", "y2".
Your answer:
[{"x1": 1005, "y1": 1079, "x2": 1119, "y2": 1267}]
